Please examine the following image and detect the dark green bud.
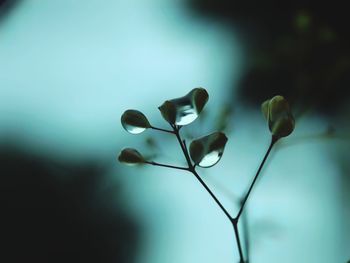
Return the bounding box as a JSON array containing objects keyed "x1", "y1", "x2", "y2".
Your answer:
[
  {"x1": 189, "y1": 132, "x2": 228, "y2": 168},
  {"x1": 118, "y1": 148, "x2": 145, "y2": 165},
  {"x1": 262, "y1": 95, "x2": 295, "y2": 138},
  {"x1": 158, "y1": 88, "x2": 209, "y2": 126},
  {"x1": 121, "y1": 109, "x2": 150, "y2": 134},
  {"x1": 158, "y1": 100, "x2": 176, "y2": 124}
]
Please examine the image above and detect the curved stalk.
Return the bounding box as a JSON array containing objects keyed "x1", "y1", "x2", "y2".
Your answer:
[
  {"x1": 145, "y1": 161, "x2": 188, "y2": 171},
  {"x1": 147, "y1": 126, "x2": 277, "y2": 263},
  {"x1": 235, "y1": 136, "x2": 277, "y2": 221}
]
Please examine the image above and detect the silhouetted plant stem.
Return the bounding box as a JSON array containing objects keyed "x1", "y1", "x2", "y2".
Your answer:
[
  {"x1": 173, "y1": 126, "x2": 233, "y2": 221},
  {"x1": 145, "y1": 161, "x2": 188, "y2": 171},
  {"x1": 235, "y1": 136, "x2": 277, "y2": 221},
  {"x1": 120, "y1": 90, "x2": 295, "y2": 263},
  {"x1": 241, "y1": 208, "x2": 250, "y2": 263},
  {"x1": 173, "y1": 125, "x2": 193, "y2": 168},
  {"x1": 192, "y1": 173, "x2": 245, "y2": 263},
  {"x1": 228, "y1": 136, "x2": 277, "y2": 263},
  {"x1": 232, "y1": 220, "x2": 245, "y2": 263},
  {"x1": 192, "y1": 169, "x2": 233, "y2": 222},
  {"x1": 150, "y1": 126, "x2": 175, "y2": 134},
  {"x1": 173, "y1": 125, "x2": 245, "y2": 262},
  {"x1": 148, "y1": 125, "x2": 277, "y2": 263}
]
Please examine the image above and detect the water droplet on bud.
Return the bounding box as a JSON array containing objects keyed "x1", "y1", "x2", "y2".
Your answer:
[
  {"x1": 158, "y1": 88, "x2": 208, "y2": 126},
  {"x1": 121, "y1": 110, "x2": 150, "y2": 134},
  {"x1": 189, "y1": 132, "x2": 228, "y2": 168}
]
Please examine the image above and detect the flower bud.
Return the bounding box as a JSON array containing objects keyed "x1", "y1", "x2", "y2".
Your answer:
[
  {"x1": 158, "y1": 88, "x2": 209, "y2": 126},
  {"x1": 118, "y1": 148, "x2": 145, "y2": 165},
  {"x1": 262, "y1": 95, "x2": 295, "y2": 138},
  {"x1": 189, "y1": 132, "x2": 228, "y2": 168},
  {"x1": 121, "y1": 109, "x2": 150, "y2": 134},
  {"x1": 158, "y1": 100, "x2": 176, "y2": 124},
  {"x1": 192, "y1": 88, "x2": 209, "y2": 114},
  {"x1": 189, "y1": 140, "x2": 205, "y2": 165}
]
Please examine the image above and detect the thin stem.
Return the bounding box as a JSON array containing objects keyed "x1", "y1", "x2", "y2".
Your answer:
[
  {"x1": 173, "y1": 126, "x2": 193, "y2": 168},
  {"x1": 235, "y1": 136, "x2": 277, "y2": 221},
  {"x1": 150, "y1": 126, "x2": 174, "y2": 134},
  {"x1": 233, "y1": 221, "x2": 245, "y2": 263},
  {"x1": 192, "y1": 170, "x2": 233, "y2": 222},
  {"x1": 171, "y1": 125, "x2": 246, "y2": 262},
  {"x1": 172, "y1": 126, "x2": 233, "y2": 222},
  {"x1": 182, "y1": 139, "x2": 188, "y2": 153},
  {"x1": 145, "y1": 161, "x2": 189, "y2": 171},
  {"x1": 241, "y1": 207, "x2": 250, "y2": 263}
]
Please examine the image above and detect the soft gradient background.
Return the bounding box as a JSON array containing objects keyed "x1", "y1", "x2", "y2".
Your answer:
[{"x1": 1, "y1": 1, "x2": 349, "y2": 263}]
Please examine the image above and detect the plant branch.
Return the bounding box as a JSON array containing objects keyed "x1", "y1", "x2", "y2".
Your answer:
[
  {"x1": 241, "y1": 208, "x2": 251, "y2": 263},
  {"x1": 182, "y1": 139, "x2": 188, "y2": 153},
  {"x1": 172, "y1": 125, "x2": 245, "y2": 262},
  {"x1": 235, "y1": 136, "x2": 277, "y2": 221},
  {"x1": 233, "y1": 220, "x2": 245, "y2": 263},
  {"x1": 192, "y1": 170, "x2": 233, "y2": 222},
  {"x1": 150, "y1": 126, "x2": 175, "y2": 134},
  {"x1": 172, "y1": 126, "x2": 234, "y2": 223},
  {"x1": 173, "y1": 126, "x2": 193, "y2": 167},
  {"x1": 145, "y1": 161, "x2": 189, "y2": 171}
]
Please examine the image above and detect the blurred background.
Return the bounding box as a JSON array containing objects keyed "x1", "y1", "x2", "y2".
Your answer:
[{"x1": 1, "y1": 0, "x2": 349, "y2": 262}]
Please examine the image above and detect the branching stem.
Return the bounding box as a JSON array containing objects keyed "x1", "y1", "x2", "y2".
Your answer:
[
  {"x1": 235, "y1": 136, "x2": 277, "y2": 221},
  {"x1": 233, "y1": 220, "x2": 245, "y2": 263},
  {"x1": 150, "y1": 126, "x2": 174, "y2": 134},
  {"x1": 145, "y1": 161, "x2": 188, "y2": 171},
  {"x1": 149, "y1": 124, "x2": 277, "y2": 263},
  {"x1": 172, "y1": 126, "x2": 244, "y2": 261}
]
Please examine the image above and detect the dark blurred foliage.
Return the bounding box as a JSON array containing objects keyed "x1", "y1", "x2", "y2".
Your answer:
[
  {"x1": 0, "y1": 143, "x2": 140, "y2": 263},
  {"x1": 187, "y1": 0, "x2": 350, "y2": 117},
  {"x1": 0, "y1": 0, "x2": 21, "y2": 23}
]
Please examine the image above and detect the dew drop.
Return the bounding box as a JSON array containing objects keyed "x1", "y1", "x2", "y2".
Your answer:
[
  {"x1": 122, "y1": 124, "x2": 147, "y2": 134},
  {"x1": 121, "y1": 109, "x2": 150, "y2": 134},
  {"x1": 172, "y1": 97, "x2": 198, "y2": 125},
  {"x1": 189, "y1": 131, "x2": 228, "y2": 168},
  {"x1": 158, "y1": 88, "x2": 208, "y2": 126},
  {"x1": 198, "y1": 150, "x2": 223, "y2": 168}
]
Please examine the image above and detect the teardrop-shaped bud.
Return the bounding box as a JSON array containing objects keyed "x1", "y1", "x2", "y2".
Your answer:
[
  {"x1": 268, "y1": 96, "x2": 290, "y2": 123},
  {"x1": 121, "y1": 110, "x2": 150, "y2": 134},
  {"x1": 118, "y1": 148, "x2": 145, "y2": 165},
  {"x1": 261, "y1": 95, "x2": 295, "y2": 138},
  {"x1": 158, "y1": 88, "x2": 209, "y2": 126},
  {"x1": 192, "y1": 88, "x2": 209, "y2": 114},
  {"x1": 270, "y1": 115, "x2": 295, "y2": 138},
  {"x1": 189, "y1": 132, "x2": 228, "y2": 168},
  {"x1": 261, "y1": 99, "x2": 269, "y2": 120},
  {"x1": 158, "y1": 100, "x2": 176, "y2": 124},
  {"x1": 189, "y1": 140, "x2": 205, "y2": 165}
]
